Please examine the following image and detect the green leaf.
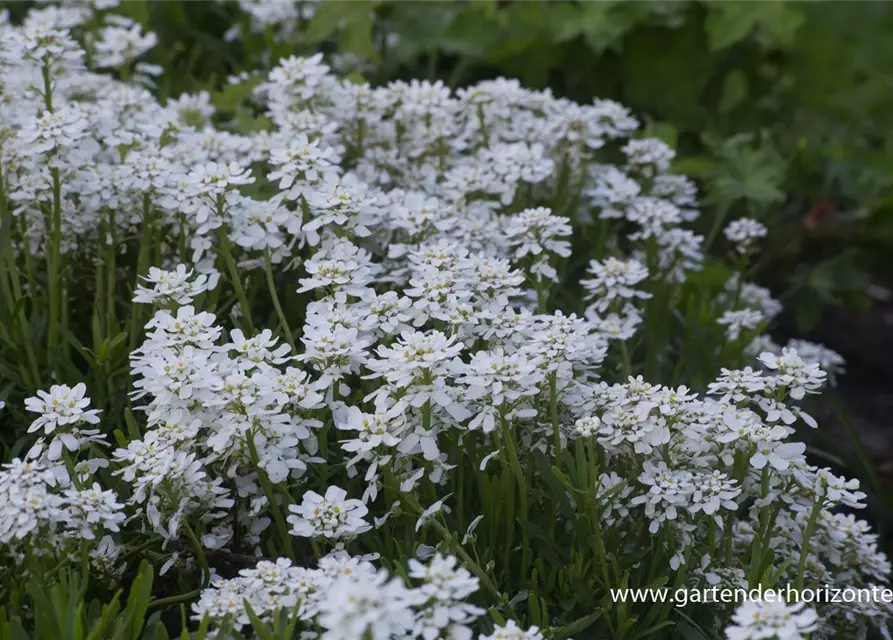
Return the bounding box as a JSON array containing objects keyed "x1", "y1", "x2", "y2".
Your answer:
[
  {"x1": 676, "y1": 616, "x2": 711, "y2": 640},
  {"x1": 527, "y1": 591, "x2": 542, "y2": 627},
  {"x1": 642, "y1": 121, "x2": 678, "y2": 148},
  {"x1": 337, "y1": 13, "x2": 380, "y2": 63},
  {"x1": 705, "y1": 2, "x2": 805, "y2": 51},
  {"x1": 58, "y1": 323, "x2": 96, "y2": 368},
  {"x1": 305, "y1": 1, "x2": 381, "y2": 45},
  {"x1": 115, "y1": 0, "x2": 151, "y2": 26},
  {"x1": 551, "y1": 3, "x2": 587, "y2": 43},
  {"x1": 718, "y1": 69, "x2": 748, "y2": 113},
  {"x1": 438, "y1": 4, "x2": 504, "y2": 58},
  {"x1": 633, "y1": 620, "x2": 675, "y2": 639},
  {"x1": 243, "y1": 601, "x2": 274, "y2": 640},
  {"x1": 518, "y1": 519, "x2": 565, "y2": 567},
  {"x1": 621, "y1": 17, "x2": 714, "y2": 129},
  {"x1": 551, "y1": 609, "x2": 602, "y2": 639},
  {"x1": 123, "y1": 562, "x2": 154, "y2": 639},
  {"x1": 575, "y1": 2, "x2": 650, "y2": 54},
  {"x1": 124, "y1": 408, "x2": 142, "y2": 441},
  {"x1": 85, "y1": 593, "x2": 121, "y2": 640},
  {"x1": 700, "y1": 133, "x2": 787, "y2": 213}
]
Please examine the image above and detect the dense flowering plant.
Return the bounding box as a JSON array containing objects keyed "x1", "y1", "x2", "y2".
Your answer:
[{"x1": 0, "y1": 4, "x2": 875, "y2": 640}]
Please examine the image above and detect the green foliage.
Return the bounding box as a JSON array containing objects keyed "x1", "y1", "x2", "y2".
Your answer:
[
  {"x1": 0, "y1": 562, "x2": 156, "y2": 640},
  {"x1": 119, "y1": 0, "x2": 893, "y2": 331},
  {"x1": 703, "y1": 2, "x2": 804, "y2": 51},
  {"x1": 1, "y1": 2, "x2": 891, "y2": 638}
]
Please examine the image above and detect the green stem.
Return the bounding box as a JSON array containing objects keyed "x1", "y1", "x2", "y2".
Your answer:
[
  {"x1": 105, "y1": 209, "x2": 117, "y2": 335},
  {"x1": 61, "y1": 448, "x2": 83, "y2": 490},
  {"x1": 399, "y1": 489, "x2": 503, "y2": 603},
  {"x1": 264, "y1": 248, "x2": 295, "y2": 352},
  {"x1": 41, "y1": 58, "x2": 54, "y2": 112},
  {"x1": 128, "y1": 195, "x2": 154, "y2": 354},
  {"x1": 535, "y1": 279, "x2": 548, "y2": 313},
  {"x1": 500, "y1": 413, "x2": 530, "y2": 580},
  {"x1": 0, "y1": 166, "x2": 40, "y2": 387},
  {"x1": 549, "y1": 372, "x2": 561, "y2": 464},
  {"x1": 795, "y1": 493, "x2": 824, "y2": 590},
  {"x1": 620, "y1": 341, "x2": 633, "y2": 378},
  {"x1": 216, "y1": 226, "x2": 254, "y2": 333},
  {"x1": 148, "y1": 588, "x2": 203, "y2": 610},
  {"x1": 246, "y1": 430, "x2": 294, "y2": 559},
  {"x1": 46, "y1": 167, "x2": 63, "y2": 366},
  {"x1": 182, "y1": 521, "x2": 211, "y2": 588},
  {"x1": 705, "y1": 203, "x2": 730, "y2": 254}
]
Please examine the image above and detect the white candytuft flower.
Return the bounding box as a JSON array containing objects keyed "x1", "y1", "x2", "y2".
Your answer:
[
  {"x1": 725, "y1": 598, "x2": 818, "y2": 640},
  {"x1": 287, "y1": 485, "x2": 371, "y2": 539},
  {"x1": 725, "y1": 218, "x2": 768, "y2": 253},
  {"x1": 133, "y1": 265, "x2": 220, "y2": 306}
]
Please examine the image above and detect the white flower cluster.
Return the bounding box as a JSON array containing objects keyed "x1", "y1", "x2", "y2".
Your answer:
[
  {"x1": 725, "y1": 217, "x2": 768, "y2": 254},
  {"x1": 726, "y1": 599, "x2": 818, "y2": 640},
  {"x1": 0, "y1": 5, "x2": 880, "y2": 638},
  {"x1": 0, "y1": 458, "x2": 124, "y2": 552},
  {"x1": 1, "y1": 380, "x2": 125, "y2": 562},
  {"x1": 118, "y1": 299, "x2": 325, "y2": 548},
  {"x1": 578, "y1": 355, "x2": 873, "y2": 584},
  {"x1": 133, "y1": 264, "x2": 220, "y2": 306},
  {"x1": 192, "y1": 550, "x2": 538, "y2": 640}
]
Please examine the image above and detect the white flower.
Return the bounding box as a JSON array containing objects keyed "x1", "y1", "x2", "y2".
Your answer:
[
  {"x1": 167, "y1": 90, "x2": 215, "y2": 127},
  {"x1": 268, "y1": 133, "x2": 340, "y2": 200},
  {"x1": 725, "y1": 218, "x2": 768, "y2": 253},
  {"x1": 25, "y1": 383, "x2": 100, "y2": 435},
  {"x1": 298, "y1": 238, "x2": 380, "y2": 302},
  {"x1": 226, "y1": 328, "x2": 293, "y2": 367},
  {"x1": 718, "y1": 309, "x2": 764, "y2": 341},
  {"x1": 785, "y1": 340, "x2": 845, "y2": 379},
  {"x1": 317, "y1": 567, "x2": 420, "y2": 640},
  {"x1": 415, "y1": 496, "x2": 452, "y2": 532},
  {"x1": 625, "y1": 197, "x2": 683, "y2": 236},
  {"x1": 61, "y1": 483, "x2": 126, "y2": 539},
  {"x1": 581, "y1": 257, "x2": 651, "y2": 312},
  {"x1": 731, "y1": 280, "x2": 783, "y2": 321},
  {"x1": 504, "y1": 207, "x2": 572, "y2": 260},
  {"x1": 750, "y1": 441, "x2": 806, "y2": 471},
  {"x1": 574, "y1": 416, "x2": 601, "y2": 437},
  {"x1": 758, "y1": 348, "x2": 827, "y2": 399},
  {"x1": 588, "y1": 306, "x2": 642, "y2": 341},
  {"x1": 304, "y1": 172, "x2": 381, "y2": 245},
  {"x1": 287, "y1": 486, "x2": 370, "y2": 539},
  {"x1": 92, "y1": 18, "x2": 158, "y2": 68},
  {"x1": 336, "y1": 405, "x2": 405, "y2": 455},
  {"x1": 630, "y1": 461, "x2": 695, "y2": 533},
  {"x1": 187, "y1": 161, "x2": 255, "y2": 197},
  {"x1": 408, "y1": 553, "x2": 484, "y2": 640},
  {"x1": 133, "y1": 265, "x2": 219, "y2": 306},
  {"x1": 623, "y1": 137, "x2": 674, "y2": 178},
  {"x1": 365, "y1": 329, "x2": 469, "y2": 420},
  {"x1": 725, "y1": 598, "x2": 818, "y2": 640},
  {"x1": 0, "y1": 459, "x2": 65, "y2": 545},
  {"x1": 688, "y1": 471, "x2": 741, "y2": 518},
  {"x1": 456, "y1": 348, "x2": 543, "y2": 433},
  {"x1": 18, "y1": 104, "x2": 94, "y2": 157},
  {"x1": 192, "y1": 557, "x2": 313, "y2": 627},
  {"x1": 479, "y1": 620, "x2": 545, "y2": 640}
]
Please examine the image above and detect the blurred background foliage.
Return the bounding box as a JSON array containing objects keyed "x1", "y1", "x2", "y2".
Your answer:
[{"x1": 13, "y1": 0, "x2": 893, "y2": 330}]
